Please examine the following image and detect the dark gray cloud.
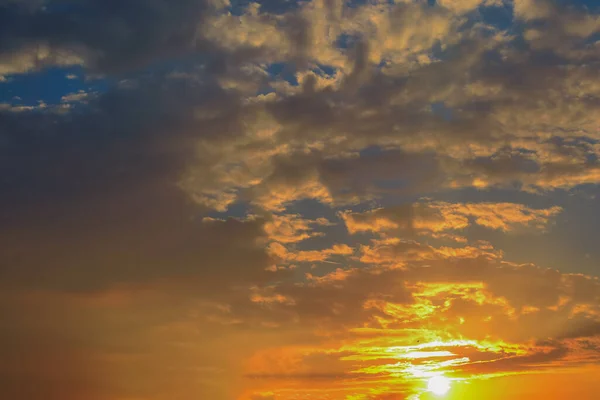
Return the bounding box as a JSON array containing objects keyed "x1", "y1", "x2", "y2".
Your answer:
[
  {"x1": 0, "y1": 0, "x2": 217, "y2": 74},
  {"x1": 0, "y1": 75, "x2": 277, "y2": 293}
]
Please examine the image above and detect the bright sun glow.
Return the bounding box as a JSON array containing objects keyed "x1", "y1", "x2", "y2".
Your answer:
[{"x1": 427, "y1": 376, "x2": 451, "y2": 396}]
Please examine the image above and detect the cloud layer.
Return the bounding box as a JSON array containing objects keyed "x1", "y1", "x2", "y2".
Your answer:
[{"x1": 1, "y1": 0, "x2": 599, "y2": 399}]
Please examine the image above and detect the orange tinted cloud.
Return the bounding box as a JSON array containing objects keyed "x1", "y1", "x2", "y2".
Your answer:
[{"x1": 341, "y1": 201, "x2": 562, "y2": 235}]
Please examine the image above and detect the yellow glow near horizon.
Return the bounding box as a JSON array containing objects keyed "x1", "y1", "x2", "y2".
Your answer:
[{"x1": 428, "y1": 376, "x2": 451, "y2": 396}]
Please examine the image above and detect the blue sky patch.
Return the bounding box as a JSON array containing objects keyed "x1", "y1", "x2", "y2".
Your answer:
[{"x1": 0, "y1": 66, "x2": 109, "y2": 106}]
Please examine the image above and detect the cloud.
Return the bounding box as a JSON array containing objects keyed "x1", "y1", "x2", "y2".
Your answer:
[
  {"x1": 0, "y1": 77, "x2": 279, "y2": 294},
  {"x1": 230, "y1": 251, "x2": 600, "y2": 397},
  {"x1": 60, "y1": 89, "x2": 92, "y2": 103},
  {"x1": 436, "y1": 0, "x2": 484, "y2": 14},
  {"x1": 341, "y1": 201, "x2": 562, "y2": 235},
  {"x1": 263, "y1": 213, "x2": 331, "y2": 243},
  {"x1": 0, "y1": 0, "x2": 221, "y2": 75},
  {"x1": 268, "y1": 241, "x2": 353, "y2": 265},
  {"x1": 1, "y1": 0, "x2": 600, "y2": 399}
]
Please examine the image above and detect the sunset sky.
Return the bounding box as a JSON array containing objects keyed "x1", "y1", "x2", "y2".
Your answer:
[{"x1": 1, "y1": 0, "x2": 600, "y2": 399}]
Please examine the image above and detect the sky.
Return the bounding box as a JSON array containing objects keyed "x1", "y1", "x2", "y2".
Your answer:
[{"x1": 0, "y1": 0, "x2": 600, "y2": 399}]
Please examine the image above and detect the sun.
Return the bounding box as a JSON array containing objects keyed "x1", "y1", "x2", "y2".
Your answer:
[{"x1": 427, "y1": 375, "x2": 451, "y2": 396}]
